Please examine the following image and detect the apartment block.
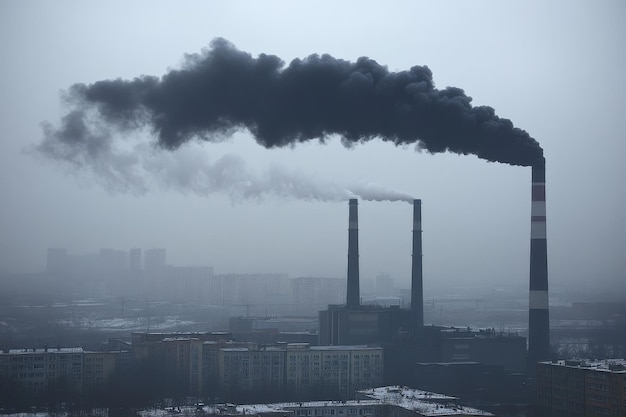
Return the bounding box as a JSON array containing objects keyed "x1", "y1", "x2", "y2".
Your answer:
[
  {"x1": 0, "y1": 347, "x2": 84, "y2": 396},
  {"x1": 202, "y1": 340, "x2": 258, "y2": 396},
  {"x1": 160, "y1": 337, "x2": 205, "y2": 395},
  {"x1": 537, "y1": 359, "x2": 626, "y2": 417},
  {"x1": 219, "y1": 346, "x2": 286, "y2": 394},
  {"x1": 219, "y1": 344, "x2": 383, "y2": 399},
  {"x1": 83, "y1": 351, "x2": 117, "y2": 392}
]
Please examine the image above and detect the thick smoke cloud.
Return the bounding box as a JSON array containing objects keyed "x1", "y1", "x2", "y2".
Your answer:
[{"x1": 37, "y1": 38, "x2": 542, "y2": 200}]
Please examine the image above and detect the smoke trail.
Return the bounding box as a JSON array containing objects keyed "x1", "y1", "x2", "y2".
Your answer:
[
  {"x1": 36, "y1": 38, "x2": 543, "y2": 199},
  {"x1": 35, "y1": 125, "x2": 413, "y2": 202}
]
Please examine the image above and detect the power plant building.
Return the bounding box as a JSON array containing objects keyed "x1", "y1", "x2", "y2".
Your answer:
[{"x1": 319, "y1": 197, "x2": 532, "y2": 384}]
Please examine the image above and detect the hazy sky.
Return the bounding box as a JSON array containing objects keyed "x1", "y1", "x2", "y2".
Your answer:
[{"x1": 1, "y1": 1, "x2": 624, "y2": 296}]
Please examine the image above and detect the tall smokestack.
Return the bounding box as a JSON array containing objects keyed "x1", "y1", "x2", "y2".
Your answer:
[
  {"x1": 528, "y1": 161, "x2": 550, "y2": 367},
  {"x1": 411, "y1": 199, "x2": 424, "y2": 337},
  {"x1": 347, "y1": 198, "x2": 360, "y2": 308}
]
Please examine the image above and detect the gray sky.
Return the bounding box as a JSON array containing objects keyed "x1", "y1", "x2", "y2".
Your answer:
[{"x1": 1, "y1": 0, "x2": 624, "y2": 296}]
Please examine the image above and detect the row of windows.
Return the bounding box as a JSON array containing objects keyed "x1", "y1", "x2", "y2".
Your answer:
[
  {"x1": 294, "y1": 408, "x2": 373, "y2": 416},
  {"x1": 587, "y1": 405, "x2": 610, "y2": 416},
  {"x1": 587, "y1": 393, "x2": 609, "y2": 403},
  {"x1": 587, "y1": 382, "x2": 609, "y2": 392},
  {"x1": 10, "y1": 363, "x2": 78, "y2": 371}
]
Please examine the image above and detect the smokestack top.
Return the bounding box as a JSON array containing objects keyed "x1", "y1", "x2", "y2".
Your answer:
[
  {"x1": 349, "y1": 198, "x2": 358, "y2": 205},
  {"x1": 413, "y1": 199, "x2": 422, "y2": 229},
  {"x1": 532, "y1": 160, "x2": 546, "y2": 183}
]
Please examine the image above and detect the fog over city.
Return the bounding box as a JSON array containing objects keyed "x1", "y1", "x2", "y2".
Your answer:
[{"x1": 1, "y1": 0, "x2": 625, "y2": 297}]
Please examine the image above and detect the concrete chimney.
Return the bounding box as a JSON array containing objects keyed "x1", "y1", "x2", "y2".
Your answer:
[
  {"x1": 411, "y1": 199, "x2": 424, "y2": 337},
  {"x1": 528, "y1": 161, "x2": 550, "y2": 367},
  {"x1": 346, "y1": 198, "x2": 360, "y2": 308}
]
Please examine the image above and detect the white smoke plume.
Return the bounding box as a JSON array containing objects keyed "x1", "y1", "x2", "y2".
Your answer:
[{"x1": 35, "y1": 120, "x2": 413, "y2": 203}]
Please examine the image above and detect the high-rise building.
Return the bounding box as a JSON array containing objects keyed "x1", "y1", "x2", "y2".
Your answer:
[
  {"x1": 129, "y1": 248, "x2": 142, "y2": 271},
  {"x1": 160, "y1": 337, "x2": 205, "y2": 395},
  {"x1": 144, "y1": 248, "x2": 166, "y2": 271},
  {"x1": 99, "y1": 248, "x2": 128, "y2": 270}
]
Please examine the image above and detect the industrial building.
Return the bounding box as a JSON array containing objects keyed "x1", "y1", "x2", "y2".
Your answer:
[
  {"x1": 318, "y1": 198, "x2": 533, "y2": 390},
  {"x1": 318, "y1": 199, "x2": 421, "y2": 347}
]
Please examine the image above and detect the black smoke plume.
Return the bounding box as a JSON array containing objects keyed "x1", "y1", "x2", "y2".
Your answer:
[{"x1": 37, "y1": 38, "x2": 542, "y2": 196}]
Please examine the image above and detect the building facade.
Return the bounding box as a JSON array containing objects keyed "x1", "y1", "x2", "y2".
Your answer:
[
  {"x1": 83, "y1": 351, "x2": 117, "y2": 393},
  {"x1": 218, "y1": 344, "x2": 383, "y2": 400},
  {"x1": 0, "y1": 347, "x2": 84, "y2": 396},
  {"x1": 536, "y1": 359, "x2": 626, "y2": 417},
  {"x1": 219, "y1": 347, "x2": 286, "y2": 397}
]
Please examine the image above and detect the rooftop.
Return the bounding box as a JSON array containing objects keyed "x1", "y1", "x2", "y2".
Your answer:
[
  {"x1": 359, "y1": 386, "x2": 457, "y2": 402},
  {"x1": 359, "y1": 385, "x2": 493, "y2": 416},
  {"x1": 540, "y1": 358, "x2": 626, "y2": 372},
  {"x1": 4, "y1": 347, "x2": 84, "y2": 355},
  {"x1": 139, "y1": 390, "x2": 492, "y2": 417}
]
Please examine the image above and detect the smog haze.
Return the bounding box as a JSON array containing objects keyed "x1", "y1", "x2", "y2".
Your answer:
[{"x1": 1, "y1": 0, "x2": 625, "y2": 298}]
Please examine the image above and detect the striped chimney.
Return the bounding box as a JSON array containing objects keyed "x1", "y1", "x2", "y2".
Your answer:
[
  {"x1": 346, "y1": 198, "x2": 360, "y2": 308},
  {"x1": 528, "y1": 161, "x2": 550, "y2": 366},
  {"x1": 411, "y1": 199, "x2": 424, "y2": 337}
]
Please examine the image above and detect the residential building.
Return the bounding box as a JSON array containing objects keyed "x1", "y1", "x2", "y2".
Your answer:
[
  {"x1": 160, "y1": 337, "x2": 205, "y2": 395},
  {"x1": 219, "y1": 346, "x2": 286, "y2": 397},
  {"x1": 235, "y1": 385, "x2": 492, "y2": 416},
  {"x1": 218, "y1": 344, "x2": 383, "y2": 400},
  {"x1": 83, "y1": 351, "x2": 117, "y2": 392},
  {"x1": 0, "y1": 347, "x2": 84, "y2": 396},
  {"x1": 536, "y1": 359, "x2": 626, "y2": 416}
]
